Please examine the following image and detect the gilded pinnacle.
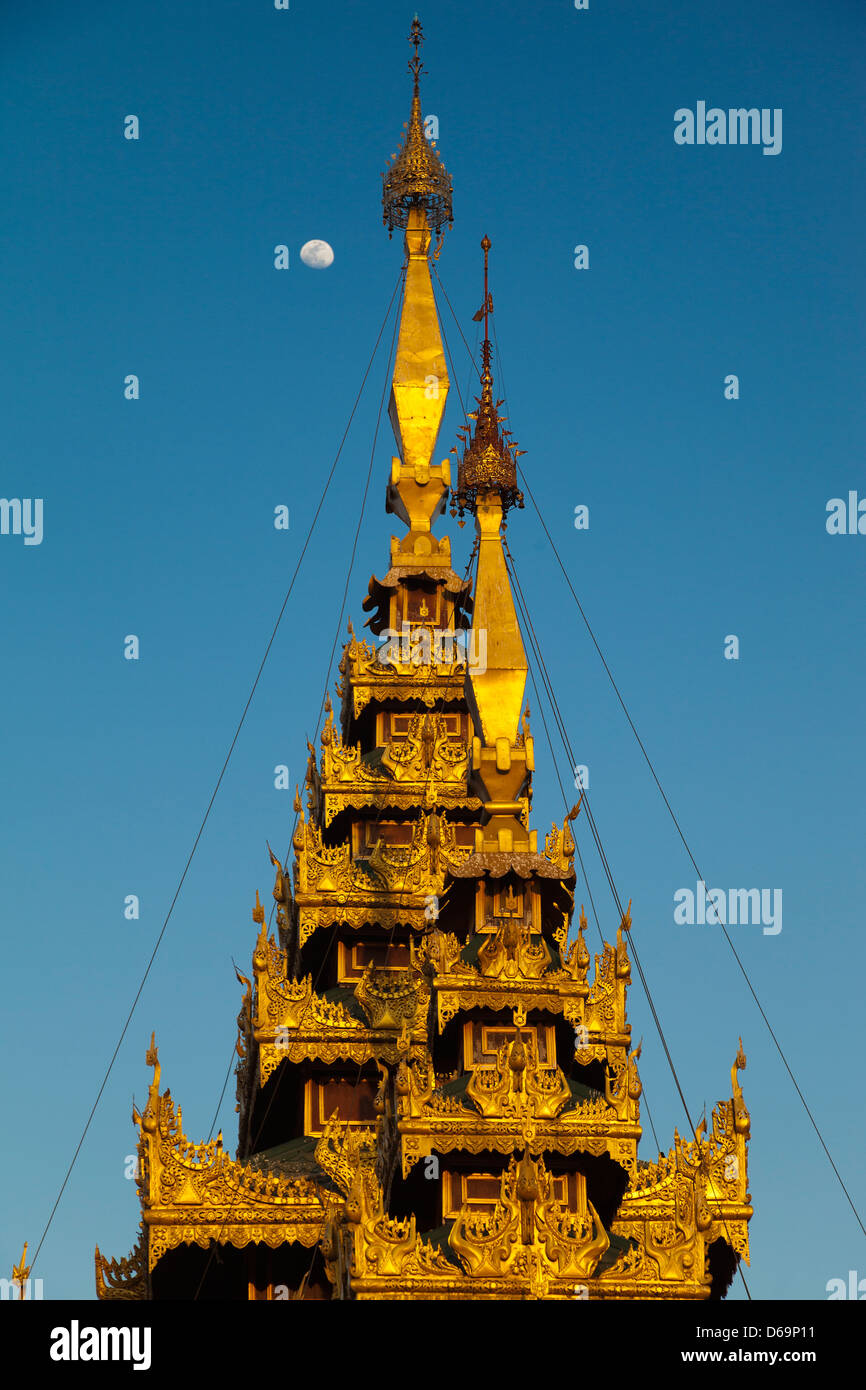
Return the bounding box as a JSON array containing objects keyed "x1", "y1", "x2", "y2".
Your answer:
[
  {"x1": 382, "y1": 17, "x2": 453, "y2": 237},
  {"x1": 452, "y1": 238, "x2": 525, "y2": 522}
]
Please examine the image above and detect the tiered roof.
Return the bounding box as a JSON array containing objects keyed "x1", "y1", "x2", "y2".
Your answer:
[{"x1": 96, "y1": 18, "x2": 752, "y2": 1303}]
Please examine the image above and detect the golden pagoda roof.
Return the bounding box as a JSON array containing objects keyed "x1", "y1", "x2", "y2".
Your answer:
[{"x1": 95, "y1": 18, "x2": 754, "y2": 1304}]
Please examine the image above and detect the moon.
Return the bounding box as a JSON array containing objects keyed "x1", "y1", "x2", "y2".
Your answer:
[{"x1": 300, "y1": 239, "x2": 335, "y2": 269}]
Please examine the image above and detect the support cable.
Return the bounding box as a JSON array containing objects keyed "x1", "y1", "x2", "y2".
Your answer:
[
  {"x1": 510, "y1": 581, "x2": 662, "y2": 1155},
  {"x1": 209, "y1": 261, "x2": 465, "y2": 1295},
  {"x1": 434, "y1": 267, "x2": 861, "y2": 1256},
  {"x1": 30, "y1": 263, "x2": 405, "y2": 1282},
  {"x1": 191, "y1": 268, "x2": 408, "y2": 1297},
  {"x1": 512, "y1": 456, "x2": 865, "y2": 1245},
  {"x1": 504, "y1": 541, "x2": 752, "y2": 1298},
  {"x1": 431, "y1": 269, "x2": 670, "y2": 1173}
]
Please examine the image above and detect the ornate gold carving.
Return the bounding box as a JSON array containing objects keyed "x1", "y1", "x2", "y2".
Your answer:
[
  {"x1": 95, "y1": 1229, "x2": 147, "y2": 1301},
  {"x1": 317, "y1": 713, "x2": 471, "y2": 827},
  {"x1": 11, "y1": 1243, "x2": 31, "y2": 1301},
  {"x1": 732, "y1": 1036, "x2": 750, "y2": 1136},
  {"x1": 448, "y1": 1150, "x2": 608, "y2": 1281},
  {"x1": 477, "y1": 916, "x2": 552, "y2": 979},
  {"x1": 126, "y1": 1038, "x2": 326, "y2": 1275},
  {"x1": 465, "y1": 1033, "x2": 571, "y2": 1121},
  {"x1": 382, "y1": 19, "x2": 452, "y2": 239},
  {"x1": 602, "y1": 1042, "x2": 643, "y2": 1123},
  {"x1": 340, "y1": 634, "x2": 467, "y2": 721},
  {"x1": 355, "y1": 966, "x2": 429, "y2": 1031},
  {"x1": 99, "y1": 24, "x2": 754, "y2": 1302}
]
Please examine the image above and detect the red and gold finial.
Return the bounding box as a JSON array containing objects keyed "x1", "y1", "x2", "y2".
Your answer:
[{"x1": 451, "y1": 236, "x2": 525, "y2": 524}]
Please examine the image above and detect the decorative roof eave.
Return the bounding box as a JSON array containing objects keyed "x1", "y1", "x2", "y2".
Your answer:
[
  {"x1": 321, "y1": 789, "x2": 483, "y2": 827},
  {"x1": 345, "y1": 670, "x2": 469, "y2": 721},
  {"x1": 447, "y1": 850, "x2": 576, "y2": 883},
  {"x1": 145, "y1": 1213, "x2": 325, "y2": 1276},
  {"x1": 127, "y1": 1036, "x2": 329, "y2": 1277},
  {"x1": 363, "y1": 566, "x2": 473, "y2": 603},
  {"x1": 295, "y1": 903, "x2": 437, "y2": 951},
  {"x1": 259, "y1": 1034, "x2": 426, "y2": 1076},
  {"x1": 432, "y1": 979, "x2": 587, "y2": 1028},
  {"x1": 254, "y1": 988, "x2": 431, "y2": 1086},
  {"x1": 398, "y1": 1118, "x2": 641, "y2": 1180},
  {"x1": 95, "y1": 1230, "x2": 147, "y2": 1301},
  {"x1": 338, "y1": 636, "x2": 470, "y2": 719},
  {"x1": 341, "y1": 635, "x2": 469, "y2": 670},
  {"x1": 291, "y1": 809, "x2": 473, "y2": 906},
  {"x1": 362, "y1": 568, "x2": 473, "y2": 636}
]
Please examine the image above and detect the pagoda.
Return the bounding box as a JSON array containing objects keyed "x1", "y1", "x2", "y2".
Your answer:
[{"x1": 95, "y1": 20, "x2": 753, "y2": 1302}]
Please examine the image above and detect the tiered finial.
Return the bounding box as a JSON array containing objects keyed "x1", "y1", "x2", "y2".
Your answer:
[
  {"x1": 382, "y1": 17, "x2": 453, "y2": 238},
  {"x1": 451, "y1": 237, "x2": 525, "y2": 524}
]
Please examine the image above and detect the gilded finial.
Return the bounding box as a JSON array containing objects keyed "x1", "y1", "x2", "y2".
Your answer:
[
  {"x1": 252, "y1": 889, "x2": 265, "y2": 925},
  {"x1": 576, "y1": 909, "x2": 591, "y2": 977},
  {"x1": 12, "y1": 1243, "x2": 30, "y2": 1299},
  {"x1": 732, "y1": 1036, "x2": 750, "y2": 1135},
  {"x1": 735, "y1": 1036, "x2": 747, "y2": 1072},
  {"x1": 451, "y1": 236, "x2": 525, "y2": 523},
  {"x1": 383, "y1": 18, "x2": 453, "y2": 237}
]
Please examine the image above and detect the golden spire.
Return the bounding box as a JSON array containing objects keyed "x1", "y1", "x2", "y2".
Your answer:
[
  {"x1": 382, "y1": 17, "x2": 453, "y2": 240},
  {"x1": 460, "y1": 238, "x2": 528, "y2": 755},
  {"x1": 383, "y1": 18, "x2": 452, "y2": 566},
  {"x1": 452, "y1": 237, "x2": 525, "y2": 523}
]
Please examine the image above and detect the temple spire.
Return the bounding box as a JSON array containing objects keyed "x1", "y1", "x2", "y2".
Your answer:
[
  {"x1": 382, "y1": 18, "x2": 452, "y2": 569},
  {"x1": 382, "y1": 16, "x2": 453, "y2": 242},
  {"x1": 454, "y1": 239, "x2": 530, "y2": 851},
  {"x1": 452, "y1": 237, "x2": 525, "y2": 525}
]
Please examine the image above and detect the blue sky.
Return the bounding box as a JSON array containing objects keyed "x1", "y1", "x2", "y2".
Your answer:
[{"x1": 1, "y1": 0, "x2": 864, "y2": 1300}]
